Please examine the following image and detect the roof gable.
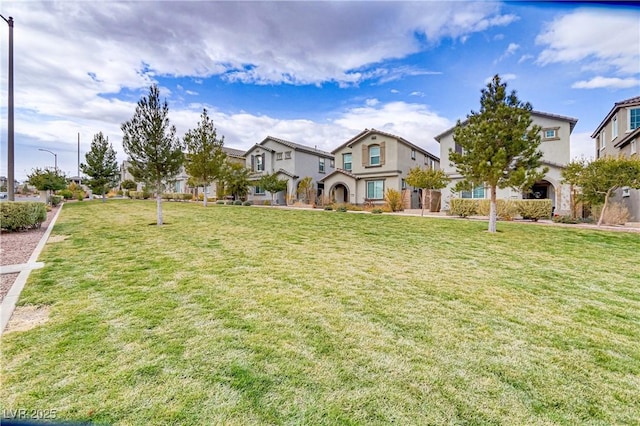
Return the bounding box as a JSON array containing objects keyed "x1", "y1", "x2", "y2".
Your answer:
[
  {"x1": 331, "y1": 128, "x2": 439, "y2": 160},
  {"x1": 260, "y1": 136, "x2": 333, "y2": 158},
  {"x1": 591, "y1": 96, "x2": 640, "y2": 137}
]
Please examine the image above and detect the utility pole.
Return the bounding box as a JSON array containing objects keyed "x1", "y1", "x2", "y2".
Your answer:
[{"x1": 1, "y1": 15, "x2": 14, "y2": 200}]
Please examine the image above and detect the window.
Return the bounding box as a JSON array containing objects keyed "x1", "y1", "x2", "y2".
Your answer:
[
  {"x1": 599, "y1": 132, "x2": 606, "y2": 151},
  {"x1": 255, "y1": 155, "x2": 264, "y2": 171},
  {"x1": 630, "y1": 108, "x2": 640, "y2": 131},
  {"x1": 612, "y1": 115, "x2": 618, "y2": 139},
  {"x1": 319, "y1": 158, "x2": 325, "y2": 173},
  {"x1": 401, "y1": 179, "x2": 407, "y2": 190},
  {"x1": 367, "y1": 180, "x2": 384, "y2": 199},
  {"x1": 411, "y1": 149, "x2": 416, "y2": 160},
  {"x1": 254, "y1": 186, "x2": 265, "y2": 195},
  {"x1": 330, "y1": 159, "x2": 335, "y2": 168},
  {"x1": 369, "y1": 145, "x2": 380, "y2": 165},
  {"x1": 631, "y1": 139, "x2": 637, "y2": 155},
  {"x1": 276, "y1": 152, "x2": 283, "y2": 160},
  {"x1": 461, "y1": 185, "x2": 485, "y2": 199},
  {"x1": 285, "y1": 151, "x2": 292, "y2": 159},
  {"x1": 343, "y1": 153, "x2": 352, "y2": 171},
  {"x1": 622, "y1": 187, "x2": 631, "y2": 198},
  {"x1": 543, "y1": 129, "x2": 557, "y2": 139},
  {"x1": 454, "y1": 143, "x2": 463, "y2": 155}
]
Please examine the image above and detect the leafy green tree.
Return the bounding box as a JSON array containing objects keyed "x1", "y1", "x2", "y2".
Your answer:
[
  {"x1": 258, "y1": 173, "x2": 288, "y2": 205},
  {"x1": 184, "y1": 109, "x2": 227, "y2": 207},
  {"x1": 27, "y1": 168, "x2": 67, "y2": 202},
  {"x1": 450, "y1": 74, "x2": 547, "y2": 233},
  {"x1": 121, "y1": 179, "x2": 137, "y2": 191},
  {"x1": 575, "y1": 155, "x2": 640, "y2": 226},
  {"x1": 222, "y1": 162, "x2": 251, "y2": 201},
  {"x1": 121, "y1": 84, "x2": 184, "y2": 225},
  {"x1": 405, "y1": 166, "x2": 450, "y2": 216},
  {"x1": 80, "y1": 132, "x2": 119, "y2": 202}
]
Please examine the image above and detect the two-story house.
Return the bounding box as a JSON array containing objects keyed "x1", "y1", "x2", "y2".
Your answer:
[
  {"x1": 244, "y1": 136, "x2": 335, "y2": 205},
  {"x1": 320, "y1": 128, "x2": 440, "y2": 208},
  {"x1": 591, "y1": 96, "x2": 640, "y2": 222},
  {"x1": 436, "y1": 111, "x2": 578, "y2": 215}
]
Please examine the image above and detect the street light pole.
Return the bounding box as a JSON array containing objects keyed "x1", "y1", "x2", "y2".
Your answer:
[
  {"x1": 1, "y1": 15, "x2": 14, "y2": 201},
  {"x1": 38, "y1": 148, "x2": 57, "y2": 172}
]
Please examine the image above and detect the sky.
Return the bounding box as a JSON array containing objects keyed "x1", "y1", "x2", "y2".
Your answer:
[{"x1": 0, "y1": 1, "x2": 638, "y2": 181}]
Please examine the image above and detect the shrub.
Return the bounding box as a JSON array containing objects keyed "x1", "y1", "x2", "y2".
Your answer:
[
  {"x1": 371, "y1": 208, "x2": 383, "y2": 214},
  {"x1": 51, "y1": 195, "x2": 64, "y2": 206},
  {"x1": 0, "y1": 201, "x2": 47, "y2": 231},
  {"x1": 324, "y1": 205, "x2": 333, "y2": 211},
  {"x1": 233, "y1": 200, "x2": 243, "y2": 205},
  {"x1": 336, "y1": 206, "x2": 347, "y2": 212},
  {"x1": 226, "y1": 200, "x2": 235, "y2": 205},
  {"x1": 243, "y1": 201, "x2": 252, "y2": 206},
  {"x1": 263, "y1": 200, "x2": 271, "y2": 206},
  {"x1": 477, "y1": 199, "x2": 517, "y2": 221},
  {"x1": 592, "y1": 202, "x2": 630, "y2": 225},
  {"x1": 449, "y1": 199, "x2": 478, "y2": 217},
  {"x1": 515, "y1": 199, "x2": 552, "y2": 221},
  {"x1": 74, "y1": 191, "x2": 85, "y2": 201},
  {"x1": 384, "y1": 188, "x2": 404, "y2": 212},
  {"x1": 58, "y1": 189, "x2": 74, "y2": 200},
  {"x1": 215, "y1": 200, "x2": 225, "y2": 205},
  {"x1": 182, "y1": 193, "x2": 193, "y2": 201},
  {"x1": 553, "y1": 215, "x2": 579, "y2": 224}
]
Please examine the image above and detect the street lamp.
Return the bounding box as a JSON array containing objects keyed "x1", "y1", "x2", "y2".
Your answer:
[
  {"x1": 1, "y1": 15, "x2": 14, "y2": 201},
  {"x1": 38, "y1": 148, "x2": 57, "y2": 172}
]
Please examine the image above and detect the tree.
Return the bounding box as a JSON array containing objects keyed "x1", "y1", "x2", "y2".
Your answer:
[
  {"x1": 80, "y1": 132, "x2": 119, "y2": 203},
  {"x1": 405, "y1": 166, "x2": 450, "y2": 216},
  {"x1": 449, "y1": 74, "x2": 547, "y2": 233},
  {"x1": 222, "y1": 162, "x2": 251, "y2": 201},
  {"x1": 121, "y1": 179, "x2": 137, "y2": 191},
  {"x1": 121, "y1": 84, "x2": 184, "y2": 225},
  {"x1": 183, "y1": 109, "x2": 227, "y2": 207},
  {"x1": 561, "y1": 159, "x2": 587, "y2": 219},
  {"x1": 27, "y1": 168, "x2": 67, "y2": 202},
  {"x1": 258, "y1": 173, "x2": 289, "y2": 205},
  {"x1": 297, "y1": 176, "x2": 314, "y2": 203},
  {"x1": 574, "y1": 155, "x2": 640, "y2": 226}
]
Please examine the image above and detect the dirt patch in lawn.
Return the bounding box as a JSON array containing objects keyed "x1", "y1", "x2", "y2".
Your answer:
[{"x1": 5, "y1": 305, "x2": 50, "y2": 333}]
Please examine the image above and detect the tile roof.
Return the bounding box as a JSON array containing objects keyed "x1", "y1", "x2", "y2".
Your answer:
[
  {"x1": 261, "y1": 136, "x2": 334, "y2": 158},
  {"x1": 591, "y1": 96, "x2": 640, "y2": 137},
  {"x1": 222, "y1": 147, "x2": 246, "y2": 158},
  {"x1": 331, "y1": 128, "x2": 439, "y2": 160},
  {"x1": 318, "y1": 168, "x2": 360, "y2": 182}
]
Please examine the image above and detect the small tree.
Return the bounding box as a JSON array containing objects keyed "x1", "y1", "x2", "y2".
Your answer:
[
  {"x1": 297, "y1": 176, "x2": 314, "y2": 203},
  {"x1": 222, "y1": 162, "x2": 251, "y2": 201},
  {"x1": 183, "y1": 109, "x2": 227, "y2": 207},
  {"x1": 449, "y1": 74, "x2": 547, "y2": 233},
  {"x1": 259, "y1": 173, "x2": 289, "y2": 205},
  {"x1": 405, "y1": 166, "x2": 450, "y2": 216},
  {"x1": 121, "y1": 84, "x2": 184, "y2": 225},
  {"x1": 576, "y1": 155, "x2": 640, "y2": 226},
  {"x1": 561, "y1": 159, "x2": 587, "y2": 219},
  {"x1": 27, "y1": 168, "x2": 67, "y2": 202},
  {"x1": 80, "y1": 132, "x2": 120, "y2": 203}
]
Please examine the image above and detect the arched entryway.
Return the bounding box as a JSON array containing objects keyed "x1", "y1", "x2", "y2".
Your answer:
[
  {"x1": 524, "y1": 180, "x2": 556, "y2": 211},
  {"x1": 330, "y1": 183, "x2": 349, "y2": 203}
]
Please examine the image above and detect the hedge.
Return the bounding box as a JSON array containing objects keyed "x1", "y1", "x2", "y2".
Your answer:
[
  {"x1": 515, "y1": 199, "x2": 552, "y2": 221},
  {"x1": 449, "y1": 198, "x2": 552, "y2": 221},
  {"x1": 449, "y1": 199, "x2": 477, "y2": 217},
  {"x1": 0, "y1": 202, "x2": 47, "y2": 232}
]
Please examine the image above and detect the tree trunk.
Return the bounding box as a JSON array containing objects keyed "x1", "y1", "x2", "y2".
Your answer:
[
  {"x1": 102, "y1": 189, "x2": 106, "y2": 203},
  {"x1": 203, "y1": 183, "x2": 208, "y2": 208},
  {"x1": 427, "y1": 189, "x2": 433, "y2": 213},
  {"x1": 597, "y1": 189, "x2": 613, "y2": 227},
  {"x1": 488, "y1": 185, "x2": 497, "y2": 233},
  {"x1": 156, "y1": 182, "x2": 163, "y2": 226},
  {"x1": 421, "y1": 189, "x2": 426, "y2": 217}
]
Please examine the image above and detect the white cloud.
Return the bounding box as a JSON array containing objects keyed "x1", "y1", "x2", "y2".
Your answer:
[
  {"x1": 497, "y1": 43, "x2": 520, "y2": 62},
  {"x1": 572, "y1": 76, "x2": 640, "y2": 89},
  {"x1": 410, "y1": 91, "x2": 425, "y2": 97},
  {"x1": 536, "y1": 9, "x2": 640, "y2": 75},
  {"x1": 365, "y1": 98, "x2": 380, "y2": 107},
  {"x1": 518, "y1": 54, "x2": 534, "y2": 64},
  {"x1": 484, "y1": 73, "x2": 516, "y2": 84},
  {"x1": 390, "y1": 89, "x2": 400, "y2": 94},
  {"x1": 570, "y1": 131, "x2": 596, "y2": 161}
]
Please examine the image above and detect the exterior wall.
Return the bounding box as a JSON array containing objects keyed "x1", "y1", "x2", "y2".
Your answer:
[{"x1": 438, "y1": 113, "x2": 573, "y2": 215}]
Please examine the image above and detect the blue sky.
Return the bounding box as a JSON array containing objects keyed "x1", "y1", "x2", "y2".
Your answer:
[{"x1": 0, "y1": 1, "x2": 638, "y2": 181}]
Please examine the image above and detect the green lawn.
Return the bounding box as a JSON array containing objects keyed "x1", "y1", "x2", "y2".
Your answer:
[{"x1": 2, "y1": 200, "x2": 639, "y2": 425}]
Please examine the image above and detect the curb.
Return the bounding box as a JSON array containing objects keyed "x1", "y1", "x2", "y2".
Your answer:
[{"x1": 1, "y1": 204, "x2": 64, "y2": 335}]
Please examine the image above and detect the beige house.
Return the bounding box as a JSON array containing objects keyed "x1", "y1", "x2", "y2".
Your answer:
[
  {"x1": 591, "y1": 96, "x2": 640, "y2": 221},
  {"x1": 321, "y1": 128, "x2": 440, "y2": 208},
  {"x1": 436, "y1": 111, "x2": 578, "y2": 215},
  {"x1": 244, "y1": 136, "x2": 335, "y2": 205}
]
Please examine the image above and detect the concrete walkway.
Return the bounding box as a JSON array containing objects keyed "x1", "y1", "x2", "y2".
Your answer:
[{"x1": 1, "y1": 205, "x2": 64, "y2": 335}]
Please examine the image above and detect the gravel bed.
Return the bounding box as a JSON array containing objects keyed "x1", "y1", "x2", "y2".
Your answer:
[{"x1": 0, "y1": 206, "x2": 59, "y2": 302}]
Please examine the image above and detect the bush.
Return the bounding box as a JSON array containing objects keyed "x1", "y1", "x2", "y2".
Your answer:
[
  {"x1": 477, "y1": 199, "x2": 517, "y2": 221},
  {"x1": 233, "y1": 200, "x2": 243, "y2": 205},
  {"x1": 384, "y1": 189, "x2": 404, "y2": 212},
  {"x1": 58, "y1": 189, "x2": 74, "y2": 200},
  {"x1": 74, "y1": 191, "x2": 84, "y2": 201},
  {"x1": 336, "y1": 206, "x2": 347, "y2": 212},
  {"x1": 515, "y1": 199, "x2": 552, "y2": 221},
  {"x1": 449, "y1": 199, "x2": 478, "y2": 217},
  {"x1": 263, "y1": 200, "x2": 271, "y2": 206},
  {"x1": 371, "y1": 208, "x2": 383, "y2": 214},
  {"x1": 243, "y1": 201, "x2": 252, "y2": 206},
  {"x1": 593, "y1": 202, "x2": 630, "y2": 225},
  {"x1": 51, "y1": 195, "x2": 64, "y2": 206},
  {"x1": 553, "y1": 215, "x2": 579, "y2": 224},
  {"x1": 215, "y1": 200, "x2": 225, "y2": 205},
  {"x1": 182, "y1": 193, "x2": 193, "y2": 201},
  {"x1": 0, "y1": 201, "x2": 47, "y2": 231},
  {"x1": 324, "y1": 205, "x2": 333, "y2": 211}
]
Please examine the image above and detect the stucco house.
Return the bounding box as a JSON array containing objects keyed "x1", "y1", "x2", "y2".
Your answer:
[
  {"x1": 591, "y1": 96, "x2": 640, "y2": 222},
  {"x1": 436, "y1": 111, "x2": 578, "y2": 215},
  {"x1": 244, "y1": 136, "x2": 335, "y2": 205},
  {"x1": 320, "y1": 128, "x2": 440, "y2": 208}
]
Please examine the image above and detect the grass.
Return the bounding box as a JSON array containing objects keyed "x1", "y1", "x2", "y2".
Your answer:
[{"x1": 2, "y1": 200, "x2": 639, "y2": 425}]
